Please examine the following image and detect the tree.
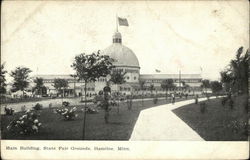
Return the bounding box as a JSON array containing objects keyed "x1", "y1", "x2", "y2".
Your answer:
[
  {"x1": 110, "y1": 70, "x2": 126, "y2": 85},
  {"x1": 161, "y1": 79, "x2": 174, "y2": 96},
  {"x1": 70, "y1": 74, "x2": 77, "y2": 97},
  {"x1": 0, "y1": 63, "x2": 7, "y2": 94},
  {"x1": 201, "y1": 79, "x2": 210, "y2": 94},
  {"x1": 71, "y1": 51, "x2": 114, "y2": 139},
  {"x1": 10, "y1": 67, "x2": 32, "y2": 96},
  {"x1": 33, "y1": 77, "x2": 45, "y2": 95},
  {"x1": 229, "y1": 47, "x2": 249, "y2": 94},
  {"x1": 109, "y1": 69, "x2": 126, "y2": 114},
  {"x1": 220, "y1": 47, "x2": 249, "y2": 95},
  {"x1": 182, "y1": 82, "x2": 190, "y2": 91},
  {"x1": 220, "y1": 47, "x2": 249, "y2": 109},
  {"x1": 220, "y1": 70, "x2": 233, "y2": 92},
  {"x1": 53, "y1": 78, "x2": 68, "y2": 97},
  {"x1": 149, "y1": 84, "x2": 155, "y2": 95},
  {"x1": 139, "y1": 79, "x2": 146, "y2": 106},
  {"x1": 210, "y1": 81, "x2": 222, "y2": 94}
]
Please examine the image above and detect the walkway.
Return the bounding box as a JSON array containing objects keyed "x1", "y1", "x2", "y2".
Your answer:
[{"x1": 130, "y1": 97, "x2": 217, "y2": 141}]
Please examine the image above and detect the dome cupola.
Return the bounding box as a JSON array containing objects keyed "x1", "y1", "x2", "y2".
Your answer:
[{"x1": 112, "y1": 31, "x2": 122, "y2": 44}]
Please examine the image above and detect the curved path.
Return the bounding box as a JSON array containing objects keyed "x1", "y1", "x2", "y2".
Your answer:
[{"x1": 130, "y1": 97, "x2": 217, "y2": 141}]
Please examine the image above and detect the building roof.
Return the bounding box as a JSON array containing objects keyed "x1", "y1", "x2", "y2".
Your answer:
[
  {"x1": 33, "y1": 73, "x2": 202, "y2": 81},
  {"x1": 140, "y1": 74, "x2": 202, "y2": 80},
  {"x1": 32, "y1": 75, "x2": 73, "y2": 80},
  {"x1": 102, "y1": 44, "x2": 140, "y2": 68}
]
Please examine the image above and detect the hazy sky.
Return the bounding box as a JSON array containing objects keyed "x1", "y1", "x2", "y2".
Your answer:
[{"x1": 1, "y1": 0, "x2": 249, "y2": 82}]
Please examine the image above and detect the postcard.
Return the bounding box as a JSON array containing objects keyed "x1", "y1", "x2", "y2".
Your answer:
[{"x1": 1, "y1": 0, "x2": 249, "y2": 159}]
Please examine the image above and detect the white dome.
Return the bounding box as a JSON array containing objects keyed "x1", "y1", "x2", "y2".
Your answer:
[
  {"x1": 102, "y1": 43, "x2": 140, "y2": 68},
  {"x1": 102, "y1": 31, "x2": 140, "y2": 68}
]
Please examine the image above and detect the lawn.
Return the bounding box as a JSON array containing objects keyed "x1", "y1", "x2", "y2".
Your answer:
[
  {"x1": 1, "y1": 97, "x2": 191, "y2": 140},
  {"x1": 172, "y1": 95, "x2": 249, "y2": 141}
]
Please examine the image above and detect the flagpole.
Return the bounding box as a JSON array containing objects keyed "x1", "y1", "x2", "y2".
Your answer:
[
  {"x1": 179, "y1": 70, "x2": 181, "y2": 91},
  {"x1": 116, "y1": 14, "x2": 118, "y2": 32}
]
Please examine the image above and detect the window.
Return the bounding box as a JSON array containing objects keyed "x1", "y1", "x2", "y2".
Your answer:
[
  {"x1": 127, "y1": 77, "x2": 130, "y2": 80},
  {"x1": 134, "y1": 77, "x2": 136, "y2": 80}
]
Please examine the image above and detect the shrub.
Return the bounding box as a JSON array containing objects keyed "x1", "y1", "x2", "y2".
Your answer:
[
  {"x1": 199, "y1": 102, "x2": 206, "y2": 113},
  {"x1": 4, "y1": 106, "x2": 15, "y2": 115},
  {"x1": 110, "y1": 99, "x2": 118, "y2": 106},
  {"x1": 33, "y1": 103, "x2": 43, "y2": 110},
  {"x1": 227, "y1": 120, "x2": 248, "y2": 134},
  {"x1": 55, "y1": 107, "x2": 78, "y2": 120},
  {"x1": 195, "y1": 97, "x2": 198, "y2": 104},
  {"x1": 85, "y1": 106, "x2": 99, "y2": 114},
  {"x1": 48, "y1": 103, "x2": 53, "y2": 109},
  {"x1": 127, "y1": 96, "x2": 132, "y2": 110},
  {"x1": 206, "y1": 95, "x2": 210, "y2": 101},
  {"x1": 228, "y1": 99, "x2": 234, "y2": 109},
  {"x1": 62, "y1": 101, "x2": 70, "y2": 107},
  {"x1": 221, "y1": 97, "x2": 227, "y2": 106},
  {"x1": 153, "y1": 97, "x2": 158, "y2": 104},
  {"x1": 7, "y1": 110, "x2": 42, "y2": 135},
  {"x1": 21, "y1": 105, "x2": 26, "y2": 112}
]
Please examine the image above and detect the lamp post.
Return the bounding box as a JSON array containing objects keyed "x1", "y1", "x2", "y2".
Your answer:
[{"x1": 104, "y1": 74, "x2": 111, "y2": 123}]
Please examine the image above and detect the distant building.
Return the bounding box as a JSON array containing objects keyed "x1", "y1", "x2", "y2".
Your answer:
[{"x1": 32, "y1": 31, "x2": 202, "y2": 97}]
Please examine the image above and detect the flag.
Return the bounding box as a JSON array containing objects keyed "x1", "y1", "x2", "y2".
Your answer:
[
  {"x1": 200, "y1": 67, "x2": 203, "y2": 71},
  {"x1": 155, "y1": 69, "x2": 161, "y2": 73},
  {"x1": 118, "y1": 17, "x2": 129, "y2": 26}
]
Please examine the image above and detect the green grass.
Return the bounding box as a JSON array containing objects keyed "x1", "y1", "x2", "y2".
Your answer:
[
  {"x1": 172, "y1": 96, "x2": 249, "y2": 141},
  {"x1": 2, "y1": 97, "x2": 189, "y2": 140}
]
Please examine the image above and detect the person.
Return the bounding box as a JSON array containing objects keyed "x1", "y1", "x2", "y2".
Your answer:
[
  {"x1": 171, "y1": 93, "x2": 175, "y2": 104},
  {"x1": 195, "y1": 94, "x2": 199, "y2": 104}
]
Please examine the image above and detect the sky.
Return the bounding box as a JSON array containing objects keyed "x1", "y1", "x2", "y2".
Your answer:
[{"x1": 1, "y1": 0, "x2": 249, "y2": 82}]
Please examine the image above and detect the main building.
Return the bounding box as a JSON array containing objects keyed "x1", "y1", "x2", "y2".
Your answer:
[{"x1": 33, "y1": 31, "x2": 202, "y2": 97}]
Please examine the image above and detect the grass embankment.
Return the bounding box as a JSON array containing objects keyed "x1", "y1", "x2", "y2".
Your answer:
[
  {"x1": 2, "y1": 97, "x2": 191, "y2": 140},
  {"x1": 173, "y1": 95, "x2": 249, "y2": 141}
]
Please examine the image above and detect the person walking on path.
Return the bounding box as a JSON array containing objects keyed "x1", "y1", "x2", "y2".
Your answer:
[
  {"x1": 195, "y1": 94, "x2": 199, "y2": 104},
  {"x1": 171, "y1": 93, "x2": 175, "y2": 104}
]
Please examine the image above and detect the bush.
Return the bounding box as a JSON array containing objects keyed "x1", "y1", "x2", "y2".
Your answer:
[
  {"x1": 206, "y1": 95, "x2": 210, "y2": 101},
  {"x1": 127, "y1": 96, "x2": 133, "y2": 110},
  {"x1": 153, "y1": 97, "x2": 158, "y2": 104},
  {"x1": 55, "y1": 107, "x2": 78, "y2": 120},
  {"x1": 4, "y1": 106, "x2": 15, "y2": 115},
  {"x1": 110, "y1": 99, "x2": 118, "y2": 106},
  {"x1": 195, "y1": 97, "x2": 198, "y2": 104},
  {"x1": 85, "y1": 106, "x2": 99, "y2": 114},
  {"x1": 221, "y1": 97, "x2": 227, "y2": 106},
  {"x1": 33, "y1": 103, "x2": 43, "y2": 110},
  {"x1": 6, "y1": 110, "x2": 42, "y2": 135},
  {"x1": 62, "y1": 101, "x2": 70, "y2": 107},
  {"x1": 199, "y1": 102, "x2": 206, "y2": 113},
  {"x1": 21, "y1": 105, "x2": 26, "y2": 112},
  {"x1": 48, "y1": 103, "x2": 53, "y2": 109},
  {"x1": 227, "y1": 120, "x2": 248, "y2": 134},
  {"x1": 229, "y1": 99, "x2": 234, "y2": 109}
]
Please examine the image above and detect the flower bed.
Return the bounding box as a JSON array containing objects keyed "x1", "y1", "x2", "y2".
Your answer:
[
  {"x1": 33, "y1": 103, "x2": 43, "y2": 110},
  {"x1": 54, "y1": 107, "x2": 78, "y2": 120},
  {"x1": 6, "y1": 110, "x2": 42, "y2": 135}
]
